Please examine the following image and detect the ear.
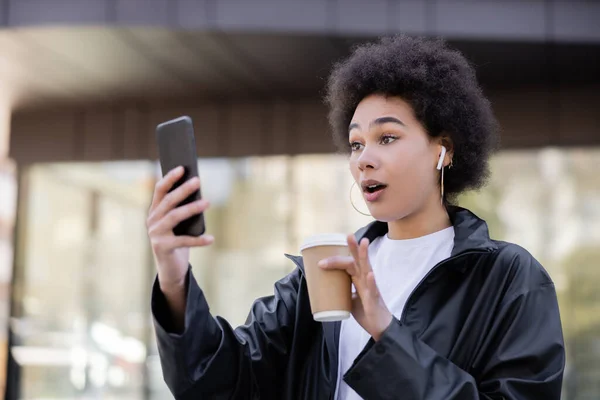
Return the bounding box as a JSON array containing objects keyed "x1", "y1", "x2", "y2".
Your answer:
[
  {"x1": 436, "y1": 146, "x2": 447, "y2": 170},
  {"x1": 438, "y1": 135, "x2": 454, "y2": 168}
]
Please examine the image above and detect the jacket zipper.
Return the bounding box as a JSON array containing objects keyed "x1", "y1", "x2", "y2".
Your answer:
[{"x1": 399, "y1": 249, "x2": 493, "y2": 324}]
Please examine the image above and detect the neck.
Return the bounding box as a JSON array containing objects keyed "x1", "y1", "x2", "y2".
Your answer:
[{"x1": 387, "y1": 196, "x2": 452, "y2": 240}]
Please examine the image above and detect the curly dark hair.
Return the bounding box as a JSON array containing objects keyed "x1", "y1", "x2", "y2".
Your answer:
[{"x1": 325, "y1": 35, "x2": 499, "y2": 201}]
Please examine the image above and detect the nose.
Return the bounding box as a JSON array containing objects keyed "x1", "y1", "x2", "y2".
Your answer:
[{"x1": 357, "y1": 146, "x2": 379, "y2": 171}]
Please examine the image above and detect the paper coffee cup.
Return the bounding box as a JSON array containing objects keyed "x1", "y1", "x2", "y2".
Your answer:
[{"x1": 300, "y1": 233, "x2": 352, "y2": 322}]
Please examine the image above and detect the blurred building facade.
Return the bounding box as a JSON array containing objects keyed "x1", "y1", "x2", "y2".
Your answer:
[{"x1": 1, "y1": 0, "x2": 599, "y2": 398}]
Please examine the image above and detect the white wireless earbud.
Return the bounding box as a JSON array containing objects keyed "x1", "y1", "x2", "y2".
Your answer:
[{"x1": 436, "y1": 146, "x2": 447, "y2": 170}]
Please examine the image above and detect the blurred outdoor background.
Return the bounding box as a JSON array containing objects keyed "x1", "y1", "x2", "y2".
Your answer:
[{"x1": 0, "y1": 1, "x2": 599, "y2": 399}]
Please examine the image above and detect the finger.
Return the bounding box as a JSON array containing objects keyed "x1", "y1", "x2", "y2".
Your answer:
[
  {"x1": 347, "y1": 234, "x2": 361, "y2": 266},
  {"x1": 318, "y1": 256, "x2": 356, "y2": 274},
  {"x1": 153, "y1": 234, "x2": 214, "y2": 253},
  {"x1": 347, "y1": 234, "x2": 364, "y2": 277},
  {"x1": 154, "y1": 199, "x2": 209, "y2": 233},
  {"x1": 358, "y1": 238, "x2": 372, "y2": 274},
  {"x1": 348, "y1": 235, "x2": 371, "y2": 276},
  {"x1": 356, "y1": 272, "x2": 379, "y2": 315},
  {"x1": 151, "y1": 166, "x2": 184, "y2": 211},
  {"x1": 350, "y1": 291, "x2": 362, "y2": 314},
  {"x1": 172, "y1": 234, "x2": 214, "y2": 248},
  {"x1": 366, "y1": 271, "x2": 380, "y2": 298},
  {"x1": 151, "y1": 176, "x2": 201, "y2": 222}
]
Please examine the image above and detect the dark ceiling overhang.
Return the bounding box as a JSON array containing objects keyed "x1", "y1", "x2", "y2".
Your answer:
[
  {"x1": 1, "y1": 0, "x2": 600, "y2": 111},
  {"x1": 3, "y1": 0, "x2": 600, "y2": 44},
  {"x1": 1, "y1": 27, "x2": 599, "y2": 112}
]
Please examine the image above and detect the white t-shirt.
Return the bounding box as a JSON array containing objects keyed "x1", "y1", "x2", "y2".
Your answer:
[{"x1": 334, "y1": 226, "x2": 455, "y2": 400}]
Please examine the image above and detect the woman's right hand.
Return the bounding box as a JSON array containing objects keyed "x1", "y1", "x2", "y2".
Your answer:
[{"x1": 146, "y1": 166, "x2": 214, "y2": 293}]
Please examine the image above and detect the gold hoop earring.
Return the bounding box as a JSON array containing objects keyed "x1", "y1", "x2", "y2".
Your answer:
[
  {"x1": 350, "y1": 181, "x2": 371, "y2": 217},
  {"x1": 440, "y1": 164, "x2": 445, "y2": 205},
  {"x1": 441, "y1": 158, "x2": 454, "y2": 204}
]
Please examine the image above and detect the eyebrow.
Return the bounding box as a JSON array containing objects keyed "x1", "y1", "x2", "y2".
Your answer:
[{"x1": 348, "y1": 116, "x2": 406, "y2": 131}]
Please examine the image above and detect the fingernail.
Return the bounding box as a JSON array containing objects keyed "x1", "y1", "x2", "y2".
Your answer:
[
  {"x1": 318, "y1": 260, "x2": 325, "y2": 268},
  {"x1": 205, "y1": 234, "x2": 214, "y2": 242}
]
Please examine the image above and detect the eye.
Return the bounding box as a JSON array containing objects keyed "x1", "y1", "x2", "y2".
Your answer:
[
  {"x1": 380, "y1": 135, "x2": 397, "y2": 145},
  {"x1": 350, "y1": 142, "x2": 364, "y2": 152}
]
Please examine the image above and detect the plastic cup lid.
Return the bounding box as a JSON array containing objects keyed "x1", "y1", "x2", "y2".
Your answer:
[{"x1": 299, "y1": 233, "x2": 348, "y2": 252}]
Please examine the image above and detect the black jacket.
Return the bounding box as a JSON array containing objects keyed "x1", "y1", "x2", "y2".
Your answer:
[{"x1": 152, "y1": 206, "x2": 565, "y2": 399}]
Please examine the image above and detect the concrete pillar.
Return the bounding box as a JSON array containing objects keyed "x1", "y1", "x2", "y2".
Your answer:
[{"x1": 0, "y1": 103, "x2": 15, "y2": 397}]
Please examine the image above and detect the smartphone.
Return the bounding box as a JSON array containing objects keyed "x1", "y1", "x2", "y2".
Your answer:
[{"x1": 156, "y1": 116, "x2": 206, "y2": 236}]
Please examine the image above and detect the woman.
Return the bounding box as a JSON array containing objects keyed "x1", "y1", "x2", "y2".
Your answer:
[{"x1": 148, "y1": 35, "x2": 565, "y2": 399}]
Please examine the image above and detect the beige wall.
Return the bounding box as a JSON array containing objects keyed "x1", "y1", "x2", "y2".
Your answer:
[{"x1": 9, "y1": 85, "x2": 600, "y2": 166}]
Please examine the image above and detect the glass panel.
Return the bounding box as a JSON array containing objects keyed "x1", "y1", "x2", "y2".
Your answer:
[
  {"x1": 11, "y1": 149, "x2": 600, "y2": 399},
  {"x1": 14, "y1": 162, "x2": 155, "y2": 399},
  {"x1": 459, "y1": 148, "x2": 600, "y2": 400}
]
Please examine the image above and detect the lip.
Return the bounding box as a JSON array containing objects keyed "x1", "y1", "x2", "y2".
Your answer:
[
  {"x1": 360, "y1": 179, "x2": 388, "y2": 203},
  {"x1": 364, "y1": 186, "x2": 386, "y2": 202},
  {"x1": 360, "y1": 179, "x2": 387, "y2": 192}
]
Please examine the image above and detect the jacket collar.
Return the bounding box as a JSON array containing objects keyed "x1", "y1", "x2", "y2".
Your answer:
[{"x1": 354, "y1": 206, "x2": 497, "y2": 260}]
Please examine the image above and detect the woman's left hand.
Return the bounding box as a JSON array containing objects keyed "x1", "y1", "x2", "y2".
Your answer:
[{"x1": 319, "y1": 234, "x2": 393, "y2": 341}]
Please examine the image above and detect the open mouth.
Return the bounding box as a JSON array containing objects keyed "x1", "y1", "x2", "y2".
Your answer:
[
  {"x1": 364, "y1": 184, "x2": 387, "y2": 194},
  {"x1": 361, "y1": 180, "x2": 388, "y2": 194},
  {"x1": 361, "y1": 180, "x2": 388, "y2": 202}
]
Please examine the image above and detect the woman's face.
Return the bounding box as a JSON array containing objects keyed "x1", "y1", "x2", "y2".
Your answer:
[{"x1": 349, "y1": 94, "x2": 444, "y2": 222}]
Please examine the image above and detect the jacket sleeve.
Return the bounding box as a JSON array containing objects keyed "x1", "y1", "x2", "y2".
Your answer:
[
  {"x1": 151, "y1": 266, "x2": 301, "y2": 399},
  {"x1": 343, "y1": 283, "x2": 565, "y2": 400}
]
